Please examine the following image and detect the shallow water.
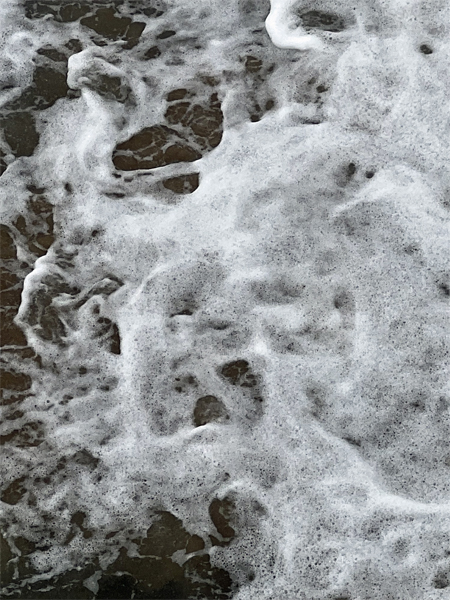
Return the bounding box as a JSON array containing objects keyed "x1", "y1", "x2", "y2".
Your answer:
[{"x1": 1, "y1": 0, "x2": 450, "y2": 599}]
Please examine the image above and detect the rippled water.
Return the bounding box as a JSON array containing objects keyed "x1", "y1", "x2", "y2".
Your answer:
[{"x1": 1, "y1": 0, "x2": 450, "y2": 599}]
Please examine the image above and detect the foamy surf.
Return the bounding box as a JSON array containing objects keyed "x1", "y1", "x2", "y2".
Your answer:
[{"x1": 1, "y1": 1, "x2": 449, "y2": 599}]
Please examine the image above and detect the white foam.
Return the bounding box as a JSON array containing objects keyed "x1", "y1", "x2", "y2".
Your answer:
[
  {"x1": 1, "y1": 0, "x2": 450, "y2": 597},
  {"x1": 265, "y1": 0, "x2": 325, "y2": 50}
]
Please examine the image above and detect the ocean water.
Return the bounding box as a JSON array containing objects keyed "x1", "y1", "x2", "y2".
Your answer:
[{"x1": 1, "y1": 0, "x2": 449, "y2": 598}]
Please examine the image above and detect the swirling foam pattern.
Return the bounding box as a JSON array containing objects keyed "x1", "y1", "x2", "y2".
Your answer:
[{"x1": 1, "y1": 0, "x2": 449, "y2": 598}]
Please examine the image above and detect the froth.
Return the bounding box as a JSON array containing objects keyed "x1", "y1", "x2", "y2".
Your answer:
[{"x1": 1, "y1": 0, "x2": 450, "y2": 598}]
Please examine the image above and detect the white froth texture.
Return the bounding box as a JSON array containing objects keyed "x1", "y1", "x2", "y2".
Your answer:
[
  {"x1": 1, "y1": 0, "x2": 450, "y2": 598},
  {"x1": 265, "y1": 0, "x2": 325, "y2": 50}
]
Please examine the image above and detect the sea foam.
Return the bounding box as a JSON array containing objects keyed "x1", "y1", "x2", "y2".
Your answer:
[{"x1": 1, "y1": 0, "x2": 449, "y2": 598}]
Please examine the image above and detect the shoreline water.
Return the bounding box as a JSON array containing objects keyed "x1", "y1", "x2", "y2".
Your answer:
[{"x1": 1, "y1": 1, "x2": 449, "y2": 598}]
